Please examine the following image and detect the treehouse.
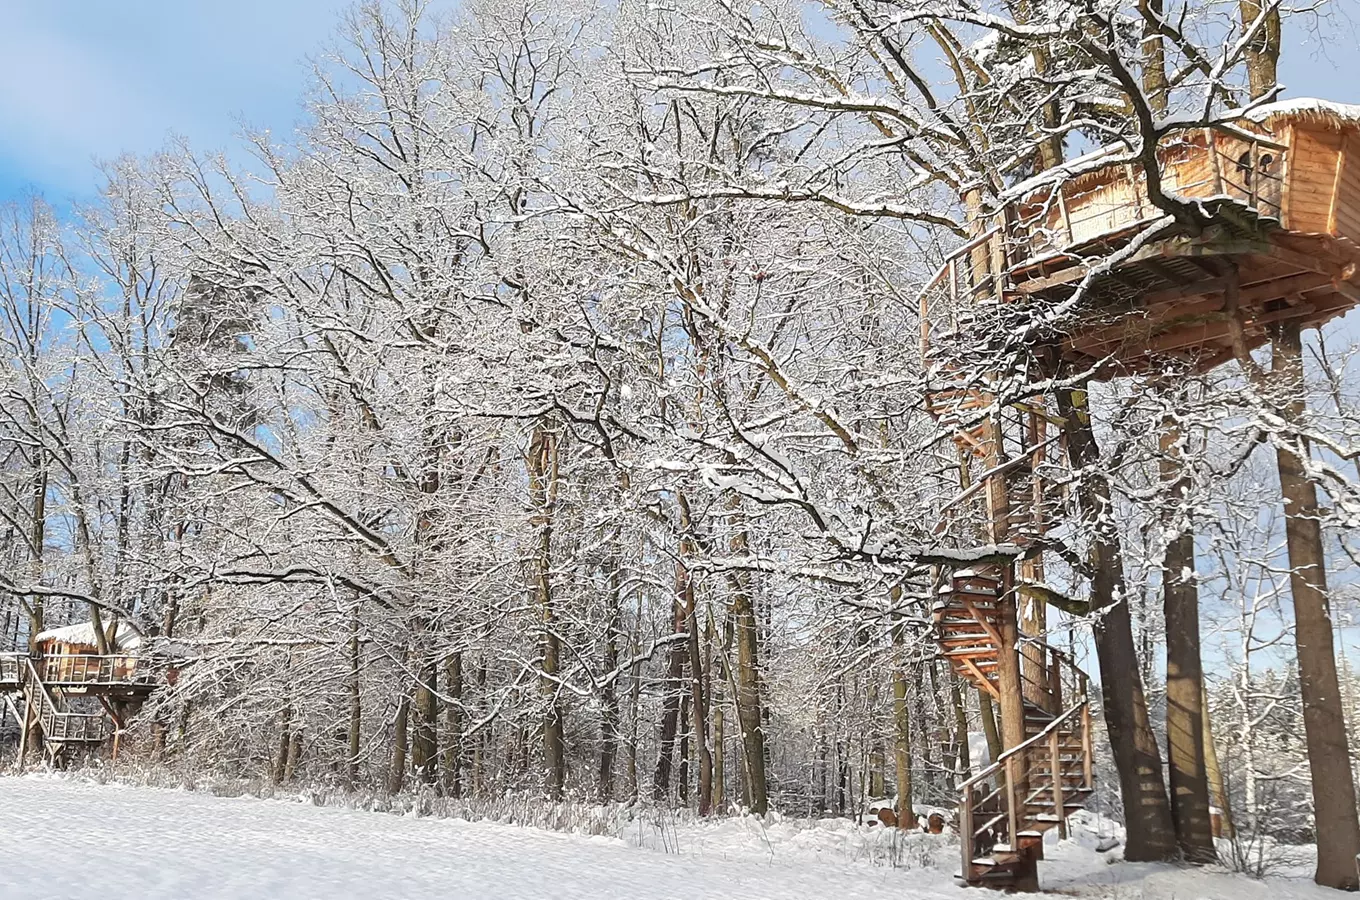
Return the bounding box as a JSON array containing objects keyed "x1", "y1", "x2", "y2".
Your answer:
[
  {"x1": 35, "y1": 621, "x2": 143, "y2": 684},
  {"x1": 921, "y1": 99, "x2": 1360, "y2": 378},
  {"x1": 1, "y1": 620, "x2": 158, "y2": 766},
  {"x1": 919, "y1": 99, "x2": 1360, "y2": 890}
]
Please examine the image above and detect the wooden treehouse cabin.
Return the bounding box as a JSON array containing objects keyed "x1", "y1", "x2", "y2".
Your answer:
[
  {"x1": 920, "y1": 99, "x2": 1360, "y2": 889},
  {"x1": 0, "y1": 621, "x2": 156, "y2": 767}
]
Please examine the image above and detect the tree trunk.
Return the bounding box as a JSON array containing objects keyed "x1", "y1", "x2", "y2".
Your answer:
[
  {"x1": 348, "y1": 612, "x2": 362, "y2": 788},
  {"x1": 713, "y1": 703, "x2": 726, "y2": 813},
  {"x1": 274, "y1": 702, "x2": 293, "y2": 785},
  {"x1": 412, "y1": 655, "x2": 438, "y2": 786},
  {"x1": 442, "y1": 652, "x2": 464, "y2": 798},
  {"x1": 389, "y1": 693, "x2": 409, "y2": 796},
  {"x1": 1202, "y1": 683, "x2": 1234, "y2": 839},
  {"x1": 686, "y1": 585, "x2": 713, "y2": 814},
  {"x1": 1056, "y1": 386, "x2": 1178, "y2": 861},
  {"x1": 598, "y1": 552, "x2": 622, "y2": 803},
  {"x1": 951, "y1": 672, "x2": 971, "y2": 778},
  {"x1": 653, "y1": 575, "x2": 687, "y2": 801},
  {"x1": 979, "y1": 691, "x2": 1003, "y2": 766},
  {"x1": 1239, "y1": 0, "x2": 1282, "y2": 99},
  {"x1": 1270, "y1": 321, "x2": 1360, "y2": 890},
  {"x1": 892, "y1": 625, "x2": 919, "y2": 829},
  {"x1": 728, "y1": 529, "x2": 769, "y2": 814},
  {"x1": 527, "y1": 424, "x2": 565, "y2": 800},
  {"x1": 1159, "y1": 410, "x2": 1217, "y2": 862}
]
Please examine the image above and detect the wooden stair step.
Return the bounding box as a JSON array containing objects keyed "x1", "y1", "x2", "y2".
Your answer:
[{"x1": 938, "y1": 634, "x2": 997, "y2": 646}]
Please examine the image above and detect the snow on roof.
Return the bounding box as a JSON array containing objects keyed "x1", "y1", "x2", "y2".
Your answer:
[
  {"x1": 1002, "y1": 97, "x2": 1360, "y2": 204},
  {"x1": 1242, "y1": 97, "x2": 1360, "y2": 130},
  {"x1": 35, "y1": 621, "x2": 142, "y2": 652}
]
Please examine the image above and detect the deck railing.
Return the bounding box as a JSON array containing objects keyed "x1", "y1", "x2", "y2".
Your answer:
[
  {"x1": 0, "y1": 653, "x2": 20, "y2": 688},
  {"x1": 918, "y1": 128, "x2": 1292, "y2": 359},
  {"x1": 39, "y1": 653, "x2": 149, "y2": 686}
]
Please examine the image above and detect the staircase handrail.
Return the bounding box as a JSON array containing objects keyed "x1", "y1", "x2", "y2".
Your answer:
[
  {"x1": 957, "y1": 699, "x2": 1087, "y2": 794},
  {"x1": 21, "y1": 657, "x2": 108, "y2": 743}
]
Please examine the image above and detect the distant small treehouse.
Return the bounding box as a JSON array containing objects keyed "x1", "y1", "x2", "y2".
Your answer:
[
  {"x1": 920, "y1": 99, "x2": 1360, "y2": 890},
  {"x1": 921, "y1": 98, "x2": 1360, "y2": 378},
  {"x1": 1, "y1": 620, "x2": 158, "y2": 766},
  {"x1": 35, "y1": 622, "x2": 143, "y2": 682}
]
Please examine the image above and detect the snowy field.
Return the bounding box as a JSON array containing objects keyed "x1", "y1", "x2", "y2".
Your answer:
[{"x1": 0, "y1": 776, "x2": 1337, "y2": 900}]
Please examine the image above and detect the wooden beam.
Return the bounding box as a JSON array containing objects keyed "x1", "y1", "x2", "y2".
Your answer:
[{"x1": 963, "y1": 659, "x2": 1001, "y2": 698}]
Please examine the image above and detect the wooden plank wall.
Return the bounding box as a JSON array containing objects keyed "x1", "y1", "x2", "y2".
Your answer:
[
  {"x1": 1007, "y1": 122, "x2": 1360, "y2": 260},
  {"x1": 1284, "y1": 126, "x2": 1345, "y2": 235},
  {"x1": 1331, "y1": 132, "x2": 1360, "y2": 243}
]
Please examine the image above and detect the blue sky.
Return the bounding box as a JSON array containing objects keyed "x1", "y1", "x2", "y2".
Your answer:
[
  {"x1": 0, "y1": 2, "x2": 1357, "y2": 204},
  {"x1": 0, "y1": 0, "x2": 357, "y2": 202}
]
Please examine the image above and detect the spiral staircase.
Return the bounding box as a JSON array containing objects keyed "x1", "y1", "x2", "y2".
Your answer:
[
  {"x1": 934, "y1": 567, "x2": 1094, "y2": 888},
  {"x1": 924, "y1": 306, "x2": 1096, "y2": 889}
]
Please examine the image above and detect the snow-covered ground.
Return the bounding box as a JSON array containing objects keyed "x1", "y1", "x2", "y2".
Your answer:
[{"x1": 0, "y1": 776, "x2": 1335, "y2": 900}]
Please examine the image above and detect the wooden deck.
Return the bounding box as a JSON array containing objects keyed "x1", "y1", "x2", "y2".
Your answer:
[
  {"x1": 3, "y1": 651, "x2": 157, "y2": 764},
  {"x1": 920, "y1": 100, "x2": 1360, "y2": 378}
]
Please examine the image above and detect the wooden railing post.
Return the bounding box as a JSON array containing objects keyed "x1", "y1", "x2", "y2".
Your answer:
[
  {"x1": 1006, "y1": 755, "x2": 1021, "y2": 847},
  {"x1": 1048, "y1": 648, "x2": 1063, "y2": 715},
  {"x1": 1049, "y1": 728, "x2": 1067, "y2": 840},
  {"x1": 961, "y1": 786, "x2": 975, "y2": 878},
  {"x1": 1249, "y1": 139, "x2": 1260, "y2": 210},
  {"x1": 1081, "y1": 702, "x2": 1094, "y2": 790}
]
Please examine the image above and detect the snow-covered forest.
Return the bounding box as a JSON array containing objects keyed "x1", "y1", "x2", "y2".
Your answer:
[{"x1": 3, "y1": 0, "x2": 1360, "y2": 891}]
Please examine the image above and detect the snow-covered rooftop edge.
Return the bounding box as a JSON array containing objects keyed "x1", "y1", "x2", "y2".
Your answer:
[
  {"x1": 35, "y1": 620, "x2": 142, "y2": 652},
  {"x1": 1240, "y1": 97, "x2": 1360, "y2": 129}
]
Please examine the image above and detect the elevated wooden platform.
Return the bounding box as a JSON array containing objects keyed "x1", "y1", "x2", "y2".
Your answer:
[
  {"x1": 921, "y1": 99, "x2": 1360, "y2": 378},
  {"x1": 2, "y1": 643, "x2": 156, "y2": 766}
]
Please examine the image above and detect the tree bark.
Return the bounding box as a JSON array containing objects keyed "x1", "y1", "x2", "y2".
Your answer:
[
  {"x1": 412, "y1": 655, "x2": 438, "y2": 786},
  {"x1": 527, "y1": 424, "x2": 565, "y2": 800},
  {"x1": 1202, "y1": 683, "x2": 1234, "y2": 839},
  {"x1": 348, "y1": 611, "x2": 362, "y2": 788},
  {"x1": 1159, "y1": 409, "x2": 1217, "y2": 861},
  {"x1": 685, "y1": 581, "x2": 713, "y2": 814},
  {"x1": 1239, "y1": 0, "x2": 1282, "y2": 99},
  {"x1": 1269, "y1": 321, "x2": 1360, "y2": 890},
  {"x1": 728, "y1": 525, "x2": 769, "y2": 814},
  {"x1": 598, "y1": 550, "x2": 622, "y2": 803},
  {"x1": 388, "y1": 692, "x2": 409, "y2": 796},
  {"x1": 1056, "y1": 386, "x2": 1178, "y2": 861},
  {"x1": 442, "y1": 652, "x2": 463, "y2": 798},
  {"x1": 653, "y1": 571, "x2": 687, "y2": 801},
  {"x1": 892, "y1": 623, "x2": 919, "y2": 829}
]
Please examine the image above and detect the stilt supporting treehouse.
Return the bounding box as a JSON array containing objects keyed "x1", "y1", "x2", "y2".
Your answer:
[{"x1": 922, "y1": 99, "x2": 1360, "y2": 889}]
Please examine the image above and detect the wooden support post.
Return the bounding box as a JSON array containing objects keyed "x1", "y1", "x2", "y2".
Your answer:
[
  {"x1": 1081, "y1": 702, "x2": 1094, "y2": 789},
  {"x1": 1050, "y1": 728, "x2": 1067, "y2": 840},
  {"x1": 1206, "y1": 129, "x2": 1225, "y2": 195},
  {"x1": 1056, "y1": 189, "x2": 1074, "y2": 248},
  {"x1": 961, "y1": 786, "x2": 975, "y2": 879},
  {"x1": 16, "y1": 690, "x2": 30, "y2": 772},
  {"x1": 1048, "y1": 648, "x2": 1063, "y2": 714},
  {"x1": 1006, "y1": 755, "x2": 1021, "y2": 847},
  {"x1": 1249, "y1": 140, "x2": 1260, "y2": 209}
]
